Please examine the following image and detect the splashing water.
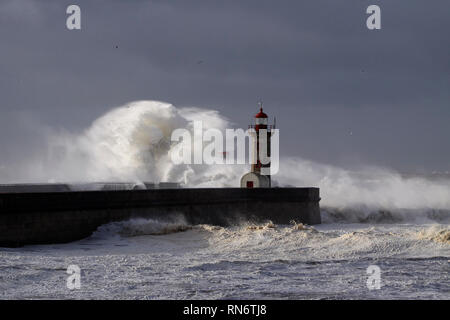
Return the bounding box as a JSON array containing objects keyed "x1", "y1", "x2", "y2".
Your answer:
[
  {"x1": 1, "y1": 101, "x2": 247, "y2": 186},
  {"x1": 1, "y1": 100, "x2": 449, "y2": 222}
]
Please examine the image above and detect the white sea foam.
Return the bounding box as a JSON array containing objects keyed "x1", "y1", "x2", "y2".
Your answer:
[
  {"x1": 2, "y1": 100, "x2": 448, "y2": 222},
  {"x1": 1, "y1": 218, "x2": 448, "y2": 299}
]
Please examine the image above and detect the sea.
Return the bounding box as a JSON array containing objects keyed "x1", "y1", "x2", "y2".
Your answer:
[
  {"x1": 0, "y1": 101, "x2": 448, "y2": 299},
  {"x1": 0, "y1": 211, "x2": 448, "y2": 299}
]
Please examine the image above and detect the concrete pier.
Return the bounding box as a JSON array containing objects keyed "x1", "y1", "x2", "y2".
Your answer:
[{"x1": 0, "y1": 187, "x2": 321, "y2": 247}]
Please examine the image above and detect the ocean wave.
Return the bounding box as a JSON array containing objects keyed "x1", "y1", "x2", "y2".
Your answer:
[
  {"x1": 416, "y1": 226, "x2": 450, "y2": 244},
  {"x1": 2, "y1": 99, "x2": 450, "y2": 221},
  {"x1": 321, "y1": 207, "x2": 450, "y2": 224},
  {"x1": 92, "y1": 216, "x2": 192, "y2": 238}
]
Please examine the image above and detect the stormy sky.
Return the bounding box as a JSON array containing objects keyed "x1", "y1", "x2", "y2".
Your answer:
[{"x1": 0, "y1": 0, "x2": 449, "y2": 174}]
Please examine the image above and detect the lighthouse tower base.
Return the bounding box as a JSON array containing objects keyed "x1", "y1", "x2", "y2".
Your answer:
[{"x1": 240, "y1": 172, "x2": 271, "y2": 188}]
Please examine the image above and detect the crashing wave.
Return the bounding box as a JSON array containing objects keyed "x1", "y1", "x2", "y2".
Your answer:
[
  {"x1": 93, "y1": 216, "x2": 192, "y2": 238},
  {"x1": 1, "y1": 99, "x2": 449, "y2": 223},
  {"x1": 417, "y1": 226, "x2": 450, "y2": 244}
]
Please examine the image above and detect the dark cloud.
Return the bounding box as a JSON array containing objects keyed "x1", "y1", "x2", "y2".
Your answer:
[{"x1": 0, "y1": 0, "x2": 449, "y2": 173}]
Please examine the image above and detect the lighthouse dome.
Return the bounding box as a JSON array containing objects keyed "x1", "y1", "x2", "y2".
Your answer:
[{"x1": 255, "y1": 108, "x2": 268, "y2": 118}]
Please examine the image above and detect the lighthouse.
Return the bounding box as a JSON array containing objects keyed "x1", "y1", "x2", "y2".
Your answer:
[{"x1": 240, "y1": 103, "x2": 275, "y2": 188}]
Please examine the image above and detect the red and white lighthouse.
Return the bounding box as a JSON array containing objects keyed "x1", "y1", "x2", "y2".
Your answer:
[{"x1": 240, "y1": 103, "x2": 275, "y2": 188}]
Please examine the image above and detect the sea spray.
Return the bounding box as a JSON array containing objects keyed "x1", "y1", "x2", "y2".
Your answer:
[{"x1": 1, "y1": 100, "x2": 450, "y2": 221}]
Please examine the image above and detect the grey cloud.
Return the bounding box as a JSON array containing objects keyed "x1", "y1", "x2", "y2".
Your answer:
[{"x1": 0, "y1": 0, "x2": 449, "y2": 173}]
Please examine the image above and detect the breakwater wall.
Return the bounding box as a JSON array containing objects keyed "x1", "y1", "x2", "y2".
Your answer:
[{"x1": 0, "y1": 188, "x2": 320, "y2": 247}]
